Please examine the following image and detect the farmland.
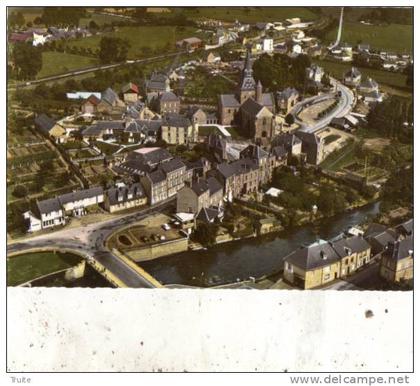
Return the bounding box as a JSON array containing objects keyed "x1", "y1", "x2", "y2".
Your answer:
[
  {"x1": 38, "y1": 51, "x2": 98, "y2": 78},
  {"x1": 180, "y1": 7, "x2": 317, "y2": 23},
  {"x1": 314, "y1": 59, "x2": 409, "y2": 91},
  {"x1": 69, "y1": 25, "x2": 209, "y2": 59},
  {"x1": 324, "y1": 21, "x2": 413, "y2": 54}
]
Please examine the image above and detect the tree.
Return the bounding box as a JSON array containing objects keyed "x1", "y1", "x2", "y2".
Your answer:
[
  {"x1": 285, "y1": 113, "x2": 295, "y2": 125},
  {"x1": 321, "y1": 73, "x2": 330, "y2": 87},
  {"x1": 12, "y1": 43, "x2": 43, "y2": 80},
  {"x1": 99, "y1": 36, "x2": 130, "y2": 64},
  {"x1": 12, "y1": 185, "x2": 28, "y2": 199},
  {"x1": 8, "y1": 11, "x2": 25, "y2": 28},
  {"x1": 192, "y1": 223, "x2": 218, "y2": 247}
]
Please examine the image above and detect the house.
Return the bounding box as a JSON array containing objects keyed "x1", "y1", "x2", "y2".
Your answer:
[
  {"x1": 272, "y1": 133, "x2": 302, "y2": 157},
  {"x1": 141, "y1": 158, "x2": 192, "y2": 204},
  {"x1": 262, "y1": 37, "x2": 273, "y2": 53},
  {"x1": 36, "y1": 198, "x2": 65, "y2": 230},
  {"x1": 34, "y1": 114, "x2": 67, "y2": 143},
  {"x1": 276, "y1": 88, "x2": 299, "y2": 115},
  {"x1": 121, "y1": 82, "x2": 139, "y2": 103},
  {"x1": 215, "y1": 158, "x2": 260, "y2": 200},
  {"x1": 358, "y1": 77, "x2": 379, "y2": 95},
  {"x1": 146, "y1": 71, "x2": 170, "y2": 93},
  {"x1": 365, "y1": 226, "x2": 397, "y2": 256},
  {"x1": 23, "y1": 211, "x2": 42, "y2": 233},
  {"x1": 357, "y1": 43, "x2": 370, "y2": 53},
  {"x1": 186, "y1": 107, "x2": 207, "y2": 125},
  {"x1": 292, "y1": 44, "x2": 302, "y2": 55},
  {"x1": 81, "y1": 120, "x2": 125, "y2": 141},
  {"x1": 295, "y1": 131, "x2": 324, "y2": 165},
  {"x1": 239, "y1": 144, "x2": 276, "y2": 185},
  {"x1": 283, "y1": 236, "x2": 371, "y2": 289},
  {"x1": 176, "y1": 176, "x2": 223, "y2": 214},
  {"x1": 121, "y1": 147, "x2": 173, "y2": 175},
  {"x1": 58, "y1": 186, "x2": 104, "y2": 216},
  {"x1": 395, "y1": 219, "x2": 413, "y2": 238},
  {"x1": 213, "y1": 29, "x2": 238, "y2": 46},
  {"x1": 197, "y1": 206, "x2": 224, "y2": 224},
  {"x1": 103, "y1": 183, "x2": 147, "y2": 213},
  {"x1": 364, "y1": 90, "x2": 383, "y2": 104},
  {"x1": 157, "y1": 91, "x2": 180, "y2": 114},
  {"x1": 97, "y1": 87, "x2": 125, "y2": 113},
  {"x1": 283, "y1": 239, "x2": 342, "y2": 289},
  {"x1": 380, "y1": 236, "x2": 413, "y2": 283},
  {"x1": 343, "y1": 67, "x2": 362, "y2": 88},
  {"x1": 161, "y1": 113, "x2": 197, "y2": 145},
  {"x1": 81, "y1": 94, "x2": 101, "y2": 114},
  {"x1": 257, "y1": 217, "x2": 281, "y2": 235},
  {"x1": 176, "y1": 37, "x2": 202, "y2": 50},
  {"x1": 207, "y1": 52, "x2": 221, "y2": 64},
  {"x1": 306, "y1": 64, "x2": 324, "y2": 85}
]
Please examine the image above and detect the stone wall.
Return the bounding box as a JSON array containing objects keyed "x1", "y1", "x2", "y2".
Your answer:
[{"x1": 125, "y1": 237, "x2": 189, "y2": 262}]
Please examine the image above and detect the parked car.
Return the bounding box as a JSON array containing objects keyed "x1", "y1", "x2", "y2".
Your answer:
[{"x1": 161, "y1": 224, "x2": 170, "y2": 231}]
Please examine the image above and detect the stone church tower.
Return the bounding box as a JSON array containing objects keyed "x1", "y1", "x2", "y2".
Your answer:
[{"x1": 237, "y1": 49, "x2": 256, "y2": 104}]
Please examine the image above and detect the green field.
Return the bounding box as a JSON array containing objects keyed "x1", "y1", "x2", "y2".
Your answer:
[
  {"x1": 38, "y1": 51, "x2": 98, "y2": 78},
  {"x1": 70, "y1": 26, "x2": 208, "y2": 59},
  {"x1": 325, "y1": 21, "x2": 413, "y2": 54},
  {"x1": 315, "y1": 59, "x2": 409, "y2": 90},
  {"x1": 181, "y1": 7, "x2": 317, "y2": 22},
  {"x1": 7, "y1": 251, "x2": 83, "y2": 286},
  {"x1": 79, "y1": 12, "x2": 132, "y2": 27}
]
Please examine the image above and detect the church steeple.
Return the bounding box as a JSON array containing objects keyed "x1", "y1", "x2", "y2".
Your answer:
[
  {"x1": 238, "y1": 47, "x2": 256, "y2": 104},
  {"x1": 256, "y1": 80, "x2": 263, "y2": 104}
]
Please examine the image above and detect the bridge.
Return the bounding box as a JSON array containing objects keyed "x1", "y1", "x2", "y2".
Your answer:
[{"x1": 8, "y1": 197, "x2": 176, "y2": 288}]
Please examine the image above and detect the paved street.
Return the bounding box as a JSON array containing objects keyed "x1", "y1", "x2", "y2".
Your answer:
[
  {"x1": 293, "y1": 78, "x2": 355, "y2": 133},
  {"x1": 8, "y1": 198, "x2": 176, "y2": 288}
]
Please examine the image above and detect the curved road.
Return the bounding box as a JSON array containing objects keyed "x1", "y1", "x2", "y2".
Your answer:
[
  {"x1": 8, "y1": 197, "x2": 176, "y2": 288},
  {"x1": 293, "y1": 78, "x2": 354, "y2": 133}
]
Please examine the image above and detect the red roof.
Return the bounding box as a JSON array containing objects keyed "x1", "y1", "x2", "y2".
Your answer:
[
  {"x1": 9, "y1": 32, "x2": 32, "y2": 43},
  {"x1": 85, "y1": 94, "x2": 101, "y2": 106},
  {"x1": 122, "y1": 82, "x2": 139, "y2": 94}
]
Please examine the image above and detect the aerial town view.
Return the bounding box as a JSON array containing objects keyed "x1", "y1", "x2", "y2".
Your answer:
[{"x1": 6, "y1": 6, "x2": 413, "y2": 291}]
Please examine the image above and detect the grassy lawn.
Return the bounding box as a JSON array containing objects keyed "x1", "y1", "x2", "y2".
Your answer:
[
  {"x1": 320, "y1": 140, "x2": 356, "y2": 171},
  {"x1": 7, "y1": 251, "x2": 82, "y2": 286},
  {"x1": 181, "y1": 7, "x2": 317, "y2": 22},
  {"x1": 315, "y1": 59, "x2": 409, "y2": 90},
  {"x1": 324, "y1": 134, "x2": 341, "y2": 145},
  {"x1": 70, "y1": 26, "x2": 208, "y2": 59},
  {"x1": 38, "y1": 51, "x2": 98, "y2": 78},
  {"x1": 198, "y1": 126, "x2": 218, "y2": 136},
  {"x1": 324, "y1": 21, "x2": 413, "y2": 54},
  {"x1": 79, "y1": 13, "x2": 132, "y2": 27}
]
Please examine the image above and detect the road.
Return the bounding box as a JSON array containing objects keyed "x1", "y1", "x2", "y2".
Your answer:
[
  {"x1": 11, "y1": 51, "x2": 187, "y2": 89},
  {"x1": 293, "y1": 78, "x2": 355, "y2": 134},
  {"x1": 8, "y1": 197, "x2": 176, "y2": 288}
]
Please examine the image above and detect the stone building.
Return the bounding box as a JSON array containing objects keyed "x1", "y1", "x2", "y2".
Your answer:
[
  {"x1": 161, "y1": 113, "x2": 197, "y2": 145},
  {"x1": 103, "y1": 183, "x2": 147, "y2": 213},
  {"x1": 276, "y1": 87, "x2": 299, "y2": 115},
  {"x1": 380, "y1": 236, "x2": 413, "y2": 284}
]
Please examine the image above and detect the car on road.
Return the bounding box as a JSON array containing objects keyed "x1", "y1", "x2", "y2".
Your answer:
[{"x1": 161, "y1": 224, "x2": 170, "y2": 231}]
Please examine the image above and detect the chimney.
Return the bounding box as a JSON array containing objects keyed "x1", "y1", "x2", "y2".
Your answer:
[{"x1": 256, "y1": 80, "x2": 263, "y2": 104}]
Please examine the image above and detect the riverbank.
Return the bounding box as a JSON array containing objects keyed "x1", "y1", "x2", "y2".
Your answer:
[{"x1": 139, "y1": 201, "x2": 381, "y2": 287}]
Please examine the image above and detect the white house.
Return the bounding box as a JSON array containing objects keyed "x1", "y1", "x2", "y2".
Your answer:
[
  {"x1": 262, "y1": 38, "x2": 274, "y2": 53},
  {"x1": 58, "y1": 186, "x2": 104, "y2": 216},
  {"x1": 23, "y1": 211, "x2": 42, "y2": 233},
  {"x1": 292, "y1": 44, "x2": 302, "y2": 54},
  {"x1": 37, "y1": 198, "x2": 65, "y2": 229}
]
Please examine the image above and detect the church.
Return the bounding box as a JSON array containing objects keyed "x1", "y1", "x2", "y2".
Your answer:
[{"x1": 218, "y1": 49, "x2": 276, "y2": 146}]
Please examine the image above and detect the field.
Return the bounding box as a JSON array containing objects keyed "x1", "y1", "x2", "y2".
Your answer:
[
  {"x1": 324, "y1": 21, "x2": 413, "y2": 54},
  {"x1": 38, "y1": 51, "x2": 98, "y2": 79},
  {"x1": 69, "y1": 26, "x2": 208, "y2": 59},
  {"x1": 314, "y1": 59, "x2": 409, "y2": 91},
  {"x1": 7, "y1": 251, "x2": 82, "y2": 286},
  {"x1": 181, "y1": 7, "x2": 317, "y2": 22}
]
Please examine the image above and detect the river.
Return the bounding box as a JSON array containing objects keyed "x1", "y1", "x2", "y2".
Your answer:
[{"x1": 139, "y1": 201, "x2": 381, "y2": 287}]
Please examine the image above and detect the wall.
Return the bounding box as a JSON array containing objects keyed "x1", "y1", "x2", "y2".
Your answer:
[{"x1": 125, "y1": 237, "x2": 189, "y2": 262}]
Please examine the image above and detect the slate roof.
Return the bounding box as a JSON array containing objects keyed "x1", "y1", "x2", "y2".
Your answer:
[
  {"x1": 102, "y1": 88, "x2": 119, "y2": 105},
  {"x1": 359, "y1": 77, "x2": 378, "y2": 90},
  {"x1": 345, "y1": 67, "x2": 361, "y2": 78},
  {"x1": 219, "y1": 94, "x2": 240, "y2": 108},
  {"x1": 217, "y1": 158, "x2": 258, "y2": 178},
  {"x1": 331, "y1": 235, "x2": 371, "y2": 258},
  {"x1": 197, "y1": 207, "x2": 220, "y2": 223},
  {"x1": 271, "y1": 145, "x2": 288, "y2": 158},
  {"x1": 396, "y1": 219, "x2": 413, "y2": 235},
  {"x1": 364, "y1": 223, "x2": 388, "y2": 238},
  {"x1": 371, "y1": 229, "x2": 398, "y2": 249},
  {"x1": 207, "y1": 176, "x2": 223, "y2": 195},
  {"x1": 285, "y1": 240, "x2": 341, "y2": 270},
  {"x1": 34, "y1": 114, "x2": 56, "y2": 134},
  {"x1": 277, "y1": 87, "x2": 299, "y2": 101},
  {"x1": 162, "y1": 113, "x2": 191, "y2": 127},
  {"x1": 106, "y1": 183, "x2": 145, "y2": 205},
  {"x1": 147, "y1": 169, "x2": 167, "y2": 184},
  {"x1": 191, "y1": 179, "x2": 209, "y2": 196},
  {"x1": 274, "y1": 133, "x2": 302, "y2": 149},
  {"x1": 240, "y1": 144, "x2": 269, "y2": 160},
  {"x1": 240, "y1": 97, "x2": 264, "y2": 116},
  {"x1": 384, "y1": 236, "x2": 414, "y2": 261},
  {"x1": 159, "y1": 158, "x2": 185, "y2": 174},
  {"x1": 58, "y1": 186, "x2": 103, "y2": 205},
  {"x1": 261, "y1": 93, "x2": 274, "y2": 107},
  {"x1": 37, "y1": 197, "x2": 62, "y2": 214},
  {"x1": 160, "y1": 91, "x2": 179, "y2": 102}
]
